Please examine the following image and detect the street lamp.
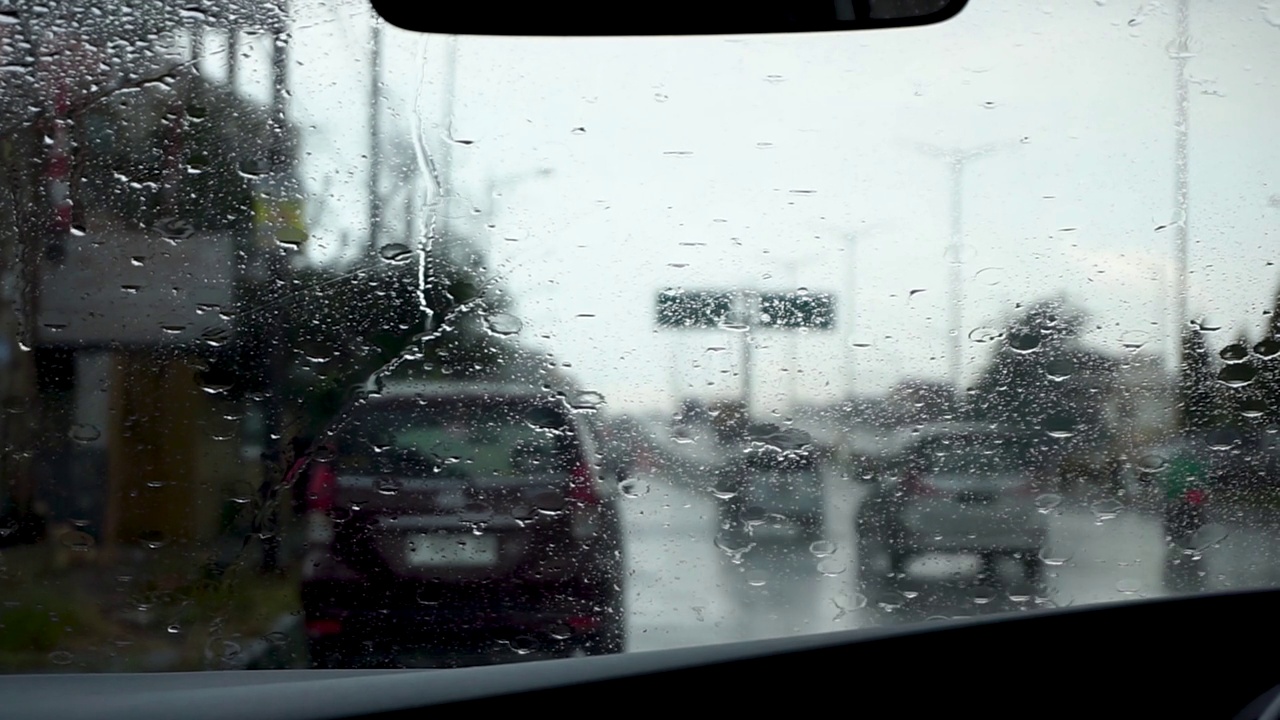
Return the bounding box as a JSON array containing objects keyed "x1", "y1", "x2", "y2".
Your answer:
[{"x1": 915, "y1": 140, "x2": 1019, "y2": 397}]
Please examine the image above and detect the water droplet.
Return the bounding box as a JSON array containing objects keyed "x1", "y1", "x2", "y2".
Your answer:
[
  {"x1": 817, "y1": 558, "x2": 847, "y2": 576},
  {"x1": 1136, "y1": 454, "x2": 1167, "y2": 474},
  {"x1": 379, "y1": 243, "x2": 413, "y2": 263},
  {"x1": 48, "y1": 651, "x2": 74, "y2": 665},
  {"x1": 1239, "y1": 398, "x2": 1269, "y2": 419},
  {"x1": 510, "y1": 636, "x2": 538, "y2": 654},
  {"x1": 220, "y1": 641, "x2": 242, "y2": 661},
  {"x1": 1119, "y1": 330, "x2": 1149, "y2": 351},
  {"x1": 974, "y1": 267, "x2": 1004, "y2": 286},
  {"x1": 1034, "y1": 493, "x2": 1062, "y2": 513},
  {"x1": 375, "y1": 477, "x2": 403, "y2": 495},
  {"x1": 619, "y1": 478, "x2": 650, "y2": 498},
  {"x1": 154, "y1": 217, "x2": 194, "y2": 240},
  {"x1": 1043, "y1": 417, "x2": 1077, "y2": 439},
  {"x1": 1219, "y1": 343, "x2": 1249, "y2": 362},
  {"x1": 160, "y1": 324, "x2": 186, "y2": 335},
  {"x1": 1218, "y1": 364, "x2": 1257, "y2": 388},
  {"x1": 1090, "y1": 498, "x2": 1123, "y2": 520},
  {"x1": 264, "y1": 631, "x2": 289, "y2": 645},
  {"x1": 1116, "y1": 579, "x2": 1141, "y2": 594},
  {"x1": 1038, "y1": 547, "x2": 1073, "y2": 566},
  {"x1": 1253, "y1": 338, "x2": 1280, "y2": 358},
  {"x1": 1206, "y1": 428, "x2": 1242, "y2": 451},
  {"x1": 981, "y1": 100, "x2": 997, "y2": 109},
  {"x1": 718, "y1": 322, "x2": 750, "y2": 332},
  {"x1": 809, "y1": 540, "x2": 837, "y2": 557},
  {"x1": 1045, "y1": 358, "x2": 1076, "y2": 381},
  {"x1": 548, "y1": 624, "x2": 572, "y2": 640},
  {"x1": 138, "y1": 530, "x2": 167, "y2": 549},
  {"x1": 60, "y1": 530, "x2": 95, "y2": 551},
  {"x1": 745, "y1": 569, "x2": 768, "y2": 586},
  {"x1": 532, "y1": 490, "x2": 566, "y2": 515},
  {"x1": 714, "y1": 533, "x2": 755, "y2": 563},
  {"x1": 834, "y1": 592, "x2": 868, "y2": 611},
  {"x1": 972, "y1": 585, "x2": 998, "y2": 604},
  {"x1": 70, "y1": 423, "x2": 101, "y2": 443},
  {"x1": 485, "y1": 313, "x2": 523, "y2": 336},
  {"x1": 764, "y1": 74, "x2": 785, "y2": 83},
  {"x1": 569, "y1": 391, "x2": 605, "y2": 410},
  {"x1": 199, "y1": 380, "x2": 233, "y2": 395},
  {"x1": 1007, "y1": 333, "x2": 1041, "y2": 353},
  {"x1": 237, "y1": 158, "x2": 270, "y2": 178},
  {"x1": 167, "y1": 623, "x2": 182, "y2": 634}
]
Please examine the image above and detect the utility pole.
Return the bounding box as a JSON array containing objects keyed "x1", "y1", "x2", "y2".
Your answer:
[
  {"x1": 368, "y1": 18, "x2": 382, "y2": 257},
  {"x1": 1171, "y1": 0, "x2": 1191, "y2": 374},
  {"x1": 916, "y1": 141, "x2": 1015, "y2": 398}
]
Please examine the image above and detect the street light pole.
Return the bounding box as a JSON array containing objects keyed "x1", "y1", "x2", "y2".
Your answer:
[
  {"x1": 1171, "y1": 0, "x2": 1191, "y2": 373},
  {"x1": 916, "y1": 141, "x2": 1014, "y2": 397}
]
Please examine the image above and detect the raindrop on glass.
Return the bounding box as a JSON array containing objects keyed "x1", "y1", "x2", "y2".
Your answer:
[
  {"x1": 619, "y1": 478, "x2": 650, "y2": 498},
  {"x1": 1007, "y1": 333, "x2": 1040, "y2": 353},
  {"x1": 1218, "y1": 364, "x2": 1257, "y2": 388},
  {"x1": 1034, "y1": 493, "x2": 1062, "y2": 513},
  {"x1": 1219, "y1": 343, "x2": 1249, "y2": 362},
  {"x1": 485, "y1": 313, "x2": 523, "y2": 336},
  {"x1": 1045, "y1": 357, "x2": 1075, "y2": 381},
  {"x1": 1136, "y1": 454, "x2": 1167, "y2": 474},
  {"x1": 817, "y1": 558, "x2": 847, "y2": 576},
  {"x1": 969, "y1": 327, "x2": 1000, "y2": 344},
  {"x1": 48, "y1": 651, "x2": 74, "y2": 665},
  {"x1": 510, "y1": 636, "x2": 538, "y2": 654},
  {"x1": 809, "y1": 540, "x2": 837, "y2": 557},
  {"x1": 1116, "y1": 579, "x2": 1141, "y2": 594},
  {"x1": 60, "y1": 530, "x2": 95, "y2": 551},
  {"x1": 1090, "y1": 498, "x2": 1123, "y2": 520},
  {"x1": 379, "y1": 243, "x2": 413, "y2": 263},
  {"x1": 69, "y1": 423, "x2": 101, "y2": 443}
]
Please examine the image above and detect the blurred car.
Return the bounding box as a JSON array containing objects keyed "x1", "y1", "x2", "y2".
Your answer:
[
  {"x1": 300, "y1": 382, "x2": 625, "y2": 668},
  {"x1": 855, "y1": 423, "x2": 1048, "y2": 596},
  {"x1": 715, "y1": 423, "x2": 825, "y2": 540}
]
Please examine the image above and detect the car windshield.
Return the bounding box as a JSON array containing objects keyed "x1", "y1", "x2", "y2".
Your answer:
[{"x1": 3, "y1": 0, "x2": 1280, "y2": 674}]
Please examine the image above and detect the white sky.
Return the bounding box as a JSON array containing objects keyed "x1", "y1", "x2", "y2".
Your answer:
[{"x1": 200, "y1": 0, "x2": 1280, "y2": 414}]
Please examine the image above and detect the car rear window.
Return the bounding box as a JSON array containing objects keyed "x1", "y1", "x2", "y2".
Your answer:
[{"x1": 336, "y1": 398, "x2": 577, "y2": 476}]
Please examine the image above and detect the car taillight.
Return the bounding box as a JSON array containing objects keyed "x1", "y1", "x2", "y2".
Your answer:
[
  {"x1": 305, "y1": 618, "x2": 342, "y2": 638},
  {"x1": 568, "y1": 459, "x2": 601, "y2": 506},
  {"x1": 307, "y1": 463, "x2": 337, "y2": 513},
  {"x1": 1185, "y1": 488, "x2": 1206, "y2": 506}
]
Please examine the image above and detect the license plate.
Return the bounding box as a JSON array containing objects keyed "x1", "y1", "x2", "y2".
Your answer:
[{"x1": 406, "y1": 533, "x2": 498, "y2": 567}]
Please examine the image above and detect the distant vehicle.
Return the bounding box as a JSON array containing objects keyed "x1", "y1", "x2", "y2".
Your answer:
[
  {"x1": 855, "y1": 423, "x2": 1048, "y2": 596},
  {"x1": 715, "y1": 423, "x2": 824, "y2": 540},
  {"x1": 300, "y1": 382, "x2": 625, "y2": 668}
]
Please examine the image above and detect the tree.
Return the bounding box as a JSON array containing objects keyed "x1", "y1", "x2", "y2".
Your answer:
[
  {"x1": 967, "y1": 296, "x2": 1117, "y2": 460},
  {"x1": 1178, "y1": 324, "x2": 1227, "y2": 431}
]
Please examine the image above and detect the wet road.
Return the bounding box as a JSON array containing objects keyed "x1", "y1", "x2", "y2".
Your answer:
[
  {"x1": 622, "y1": 466, "x2": 1280, "y2": 653},
  {"x1": 254, "y1": 456, "x2": 1280, "y2": 668}
]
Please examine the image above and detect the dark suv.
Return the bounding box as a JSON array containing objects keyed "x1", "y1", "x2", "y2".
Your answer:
[{"x1": 299, "y1": 382, "x2": 626, "y2": 668}]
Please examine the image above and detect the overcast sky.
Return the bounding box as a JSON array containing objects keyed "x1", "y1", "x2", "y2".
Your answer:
[{"x1": 202, "y1": 0, "x2": 1280, "y2": 414}]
